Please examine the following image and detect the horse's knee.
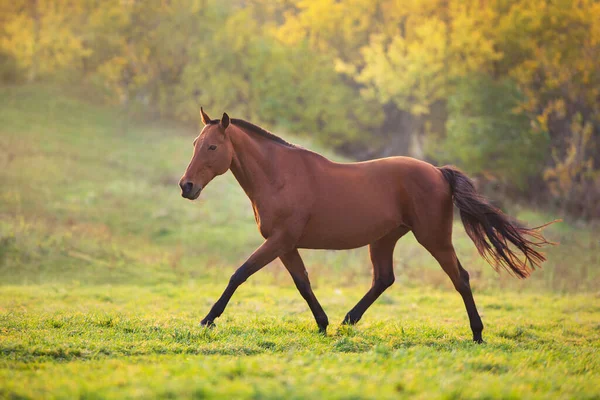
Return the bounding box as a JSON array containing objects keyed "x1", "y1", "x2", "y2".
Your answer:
[
  {"x1": 294, "y1": 279, "x2": 312, "y2": 296},
  {"x1": 455, "y1": 266, "x2": 473, "y2": 294},
  {"x1": 458, "y1": 263, "x2": 470, "y2": 283},
  {"x1": 375, "y1": 275, "x2": 395, "y2": 290},
  {"x1": 230, "y1": 265, "x2": 250, "y2": 286},
  {"x1": 296, "y1": 279, "x2": 309, "y2": 291},
  {"x1": 453, "y1": 278, "x2": 471, "y2": 294}
]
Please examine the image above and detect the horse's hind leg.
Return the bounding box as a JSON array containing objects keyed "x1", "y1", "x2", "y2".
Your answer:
[
  {"x1": 457, "y1": 259, "x2": 484, "y2": 342},
  {"x1": 342, "y1": 227, "x2": 409, "y2": 325},
  {"x1": 415, "y1": 228, "x2": 484, "y2": 343},
  {"x1": 280, "y1": 249, "x2": 329, "y2": 333}
]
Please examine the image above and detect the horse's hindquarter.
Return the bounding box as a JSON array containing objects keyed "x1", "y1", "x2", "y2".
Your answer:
[{"x1": 297, "y1": 156, "x2": 445, "y2": 250}]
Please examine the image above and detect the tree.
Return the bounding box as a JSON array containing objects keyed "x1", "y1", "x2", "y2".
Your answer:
[
  {"x1": 174, "y1": 4, "x2": 381, "y2": 145},
  {"x1": 0, "y1": 0, "x2": 90, "y2": 81},
  {"x1": 439, "y1": 75, "x2": 548, "y2": 189},
  {"x1": 496, "y1": 0, "x2": 600, "y2": 214}
]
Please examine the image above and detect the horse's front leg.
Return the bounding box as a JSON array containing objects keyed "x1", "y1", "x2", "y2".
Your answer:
[{"x1": 200, "y1": 234, "x2": 290, "y2": 327}]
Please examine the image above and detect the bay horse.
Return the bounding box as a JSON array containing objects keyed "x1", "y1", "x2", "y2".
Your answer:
[{"x1": 179, "y1": 108, "x2": 554, "y2": 343}]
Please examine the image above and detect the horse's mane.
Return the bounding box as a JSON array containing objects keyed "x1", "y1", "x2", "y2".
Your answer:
[{"x1": 208, "y1": 118, "x2": 297, "y2": 148}]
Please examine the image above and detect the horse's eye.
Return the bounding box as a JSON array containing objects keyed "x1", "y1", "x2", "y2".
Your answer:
[{"x1": 208, "y1": 145, "x2": 217, "y2": 151}]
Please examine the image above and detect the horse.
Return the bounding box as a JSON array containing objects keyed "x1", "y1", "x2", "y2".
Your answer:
[{"x1": 179, "y1": 108, "x2": 555, "y2": 343}]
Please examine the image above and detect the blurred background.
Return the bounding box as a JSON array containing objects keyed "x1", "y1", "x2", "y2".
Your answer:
[{"x1": 0, "y1": 0, "x2": 598, "y2": 292}]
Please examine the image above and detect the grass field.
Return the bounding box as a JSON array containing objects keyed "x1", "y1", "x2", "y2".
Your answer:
[
  {"x1": 1, "y1": 285, "x2": 599, "y2": 399},
  {"x1": 1, "y1": 84, "x2": 599, "y2": 399}
]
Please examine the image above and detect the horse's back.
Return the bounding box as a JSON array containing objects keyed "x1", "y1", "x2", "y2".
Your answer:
[{"x1": 296, "y1": 154, "x2": 451, "y2": 250}]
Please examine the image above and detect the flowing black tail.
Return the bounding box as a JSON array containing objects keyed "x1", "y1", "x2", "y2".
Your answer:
[{"x1": 439, "y1": 166, "x2": 557, "y2": 278}]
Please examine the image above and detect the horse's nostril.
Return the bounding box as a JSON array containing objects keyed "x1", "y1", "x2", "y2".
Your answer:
[{"x1": 180, "y1": 181, "x2": 194, "y2": 194}]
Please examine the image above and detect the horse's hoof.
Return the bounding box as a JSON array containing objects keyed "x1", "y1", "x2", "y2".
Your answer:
[
  {"x1": 318, "y1": 326, "x2": 328, "y2": 335},
  {"x1": 342, "y1": 314, "x2": 359, "y2": 325},
  {"x1": 200, "y1": 318, "x2": 215, "y2": 328},
  {"x1": 473, "y1": 336, "x2": 485, "y2": 344}
]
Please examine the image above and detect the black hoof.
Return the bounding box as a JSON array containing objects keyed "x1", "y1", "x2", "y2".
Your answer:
[
  {"x1": 473, "y1": 334, "x2": 484, "y2": 344},
  {"x1": 200, "y1": 318, "x2": 215, "y2": 328},
  {"x1": 316, "y1": 316, "x2": 329, "y2": 335},
  {"x1": 342, "y1": 314, "x2": 359, "y2": 325}
]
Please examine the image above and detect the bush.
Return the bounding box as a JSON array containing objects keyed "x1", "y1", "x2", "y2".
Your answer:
[{"x1": 438, "y1": 76, "x2": 549, "y2": 190}]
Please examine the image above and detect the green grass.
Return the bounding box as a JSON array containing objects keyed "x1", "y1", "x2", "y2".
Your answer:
[
  {"x1": 1, "y1": 285, "x2": 599, "y2": 399},
  {"x1": 1, "y1": 84, "x2": 599, "y2": 398}
]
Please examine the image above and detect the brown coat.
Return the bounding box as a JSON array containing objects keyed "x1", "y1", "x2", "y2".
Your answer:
[{"x1": 179, "y1": 109, "x2": 555, "y2": 342}]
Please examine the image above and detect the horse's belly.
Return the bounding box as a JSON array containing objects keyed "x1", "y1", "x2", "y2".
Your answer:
[
  {"x1": 297, "y1": 207, "x2": 402, "y2": 250},
  {"x1": 295, "y1": 160, "x2": 413, "y2": 249}
]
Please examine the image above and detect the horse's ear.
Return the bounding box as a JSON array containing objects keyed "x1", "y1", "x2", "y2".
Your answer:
[
  {"x1": 220, "y1": 112, "x2": 230, "y2": 130},
  {"x1": 200, "y1": 107, "x2": 211, "y2": 125}
]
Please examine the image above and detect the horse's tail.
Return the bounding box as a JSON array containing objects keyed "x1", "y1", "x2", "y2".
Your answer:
[{"x1": 439, "y1": 165, "x2": 557, "y2": 278}]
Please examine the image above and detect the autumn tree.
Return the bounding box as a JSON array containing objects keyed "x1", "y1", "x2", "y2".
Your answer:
[
  {"x1": 1, "y1": 0, "x2": 599, "y2": 217},
  {"x1": 0, "y1": 0, "x2": 89, "y2": 81}
]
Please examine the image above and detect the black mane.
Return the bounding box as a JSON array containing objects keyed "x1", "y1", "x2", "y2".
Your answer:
[{"x1": 208, "y1": 118, "x2": 296, "y2": 148}]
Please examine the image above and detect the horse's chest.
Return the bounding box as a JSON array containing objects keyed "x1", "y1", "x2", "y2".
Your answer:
[
  {"x1": 250, "y1": 187, "x2": 310, "y2": 241},
  {"x1": 252, "y1": 202, "x2": 273, "y2": 239}
]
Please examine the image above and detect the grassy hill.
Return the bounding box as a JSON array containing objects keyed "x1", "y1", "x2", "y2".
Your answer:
[
  {"x1": 1, "y1": 85, "x2": 599, "y2": 399},
  {"x1": 1, "y1": 85, "x2": 597, "y2": 290},
  {"x1": 1, "y1": 84, "x2": 371, "y2": 286}
]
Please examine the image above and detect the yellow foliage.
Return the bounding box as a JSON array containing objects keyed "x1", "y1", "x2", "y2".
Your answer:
[
  {"x1": 544, "y1": 115, "x2": 598, "y2": 200},
  {"x1": 0, "y1": 0, "x2": 90, "y2": 80},
  {"x1": 276, "y1": 0, "x2": 379, "y2": 62},
  {"x1": 355, "y1": 0, "x2": 501, "y2": 115},
  {"x1": 0, "y1": 0, "x2": 598, "y2": 216}
]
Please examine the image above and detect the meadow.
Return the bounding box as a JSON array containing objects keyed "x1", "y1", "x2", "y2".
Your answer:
[{"x1": 1, "y1": 85, "x2": 599, "y2": 399}]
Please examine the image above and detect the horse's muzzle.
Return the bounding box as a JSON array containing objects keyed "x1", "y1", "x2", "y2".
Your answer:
[{"x1": 180, "y1": 181, "x2": 202, "y2": 200}]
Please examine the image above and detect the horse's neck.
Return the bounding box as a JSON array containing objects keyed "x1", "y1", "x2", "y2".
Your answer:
[{"x1": 228, "y1": 126, "x2": 283, "y2": 201}]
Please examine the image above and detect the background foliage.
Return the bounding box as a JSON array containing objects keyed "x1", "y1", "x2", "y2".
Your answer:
[{"x1": 1, "y1": 0, "x2": 600, "y2": 218}]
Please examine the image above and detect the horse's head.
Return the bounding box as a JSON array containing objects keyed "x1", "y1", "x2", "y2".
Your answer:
[{"x1": 179, "y1": 108, "x2": 234, "y2": 200}]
